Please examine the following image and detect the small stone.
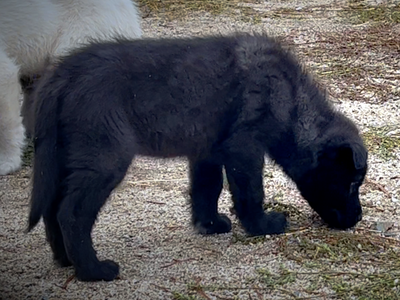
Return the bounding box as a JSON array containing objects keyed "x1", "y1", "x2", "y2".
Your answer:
[{"x1": 376, "y1": 221, "x2": 394, "y2": 233}]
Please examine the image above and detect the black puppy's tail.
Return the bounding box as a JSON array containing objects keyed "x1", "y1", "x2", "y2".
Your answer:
[{"x1": 27, "y1": 62, "x2": 62, "y2": 231}]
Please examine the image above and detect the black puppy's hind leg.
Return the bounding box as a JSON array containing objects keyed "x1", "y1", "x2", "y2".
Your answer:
[
  {"x1": 225, "y1": 152, "x2": 287, "y2": 236},
  {"x1": 57, "y1": 149, "x2": 133, "y2": 281},
  {"x1": 189, "y1": 159, "x2": 232, "y2": 234},
  {"x1": 42, "y1": 200, "x2": 72, "y2": 267}
]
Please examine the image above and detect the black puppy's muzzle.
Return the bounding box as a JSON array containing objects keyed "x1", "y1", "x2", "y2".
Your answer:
[{"x1": 320, "y1": 206, "x2": 362, "y2": 230}]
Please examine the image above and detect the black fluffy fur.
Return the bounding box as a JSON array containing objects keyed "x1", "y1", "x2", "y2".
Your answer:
[{"x1": 27, "y1": 33, "x2": 368, "y2": 282}]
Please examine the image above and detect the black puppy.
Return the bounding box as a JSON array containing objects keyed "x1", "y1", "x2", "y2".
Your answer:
[{"x1": 27, "y1": 33, "x2": 367, "y2": 282}]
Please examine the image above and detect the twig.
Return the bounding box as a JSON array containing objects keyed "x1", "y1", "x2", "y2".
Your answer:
[
  {"x1": 61, "y1": 274, "x2": 75, "y2": 290},
  {"x1": 195, "y1": 287, "x2": 212, "y2": 300},
  {"x1": 191, "y1": 277, "x2": 213, "y2": 300},
  {"x1": 127, "y1": 178, "x2": 187, "y2": 185},
  {"x1": 364, "y1": 177, "x2": 392, "y2": 198},
  {"x1": 146, "y1": 200, "x2": 166, "y2": 205},
  {"x1": 355, "y1": 228, "x2": 400, "y2": 245},
  {"x1": 355, "y1": 227, "x2": 382, "y2": 234},
  {"x1": 294, "y1": 295, "x2": 336, "y2": 300},
  {"x1": 254, "y1": 289, "x2": 263, "y2": 300},
  {"x1": 160, "y1": 258, "x2": 196, "y2": 269},
  {"x1": 151, "y1": 283, "x2": 170, "y2": 293},
  {"x1": 166, "y1": 225, "x2": 185, "y2": 231},
  {"x1": 192, "y1": 245, "x2": 224, "y2": 255},
  {"x1": 0, "y1": 246, "x2": 18, "y2": 253},
  {"x1": 285, "y1": 227, "x2": 312, "y2": 235}
]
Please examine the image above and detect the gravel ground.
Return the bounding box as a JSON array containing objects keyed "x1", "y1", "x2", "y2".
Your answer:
[{"x1": 1, "y1": 0, "x2": 400, "y2": 299}]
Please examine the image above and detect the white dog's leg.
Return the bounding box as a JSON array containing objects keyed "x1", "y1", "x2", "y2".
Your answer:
[{"x1": 0, "y1": 49, "x2": 25, "y2": 175}]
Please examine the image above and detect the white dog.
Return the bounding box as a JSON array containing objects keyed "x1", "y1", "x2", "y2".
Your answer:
[{"x1": 0, "y1": 0, "x2": 142, "y2": 175}]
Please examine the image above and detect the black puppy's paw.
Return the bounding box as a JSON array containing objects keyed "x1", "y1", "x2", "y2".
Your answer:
[
  {"x1": 242, "y1": 211, "x2": 287, "y2": 236},
  {"x1": 194, "y1": 213, "x2": 232, "y2": 234},
  {"x1": 75, "y1": 259, "x2": 120, "y2": 282}
]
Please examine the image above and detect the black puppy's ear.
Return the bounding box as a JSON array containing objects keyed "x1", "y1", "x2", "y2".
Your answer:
[
  {"x1": 320, "y1": 142, "x2": 367, "y2": 170},
  {"x1": 333, "y1": 143, "x2": 368, "y2": 170},
  {"x1": 348, "y1": 142, "x2": 368, "y2": 170}
]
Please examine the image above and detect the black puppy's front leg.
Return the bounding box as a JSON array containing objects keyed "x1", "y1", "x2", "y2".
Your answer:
[
  {"x1": 189, "y1": 159, "x2": 232, "y2": 234},
  {"x1": 225, "y1": 153, "x2": 287, "y2": 236}
]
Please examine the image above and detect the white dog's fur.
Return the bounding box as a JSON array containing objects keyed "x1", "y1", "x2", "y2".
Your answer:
[{"x1": 0, "y1": 0, "x2": 141, "y2": 175}]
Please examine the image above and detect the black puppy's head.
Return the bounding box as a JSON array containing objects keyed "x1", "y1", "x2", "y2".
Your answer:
[{"x1": 297, "y1": 141, "x2": 368, "y2": 229}]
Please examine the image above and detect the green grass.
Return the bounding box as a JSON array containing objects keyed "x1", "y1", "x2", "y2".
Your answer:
[
  {"x1": 172, "y1": 228, "x2": 400, "y2": 299},
  {"x1": 257, "y1": 267, "x2": 297, "y2": 289},
  {"x1": 341, "y1": 1, "x2": 400, "y2": 24},
  {"x1": 137, "y1": 0, "x2": 261, "y2": 21},
  {"x1": 172, "y1": 292, "x2": 199, "y2": 300},
  {"x1": 273, "y1": 229, "x2": 400, "y2": 299},
  {"x1": 362, "y1": 126, "x2": 400, "y2": 160}
]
